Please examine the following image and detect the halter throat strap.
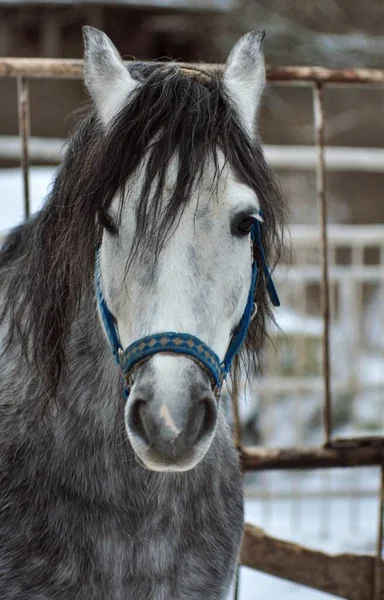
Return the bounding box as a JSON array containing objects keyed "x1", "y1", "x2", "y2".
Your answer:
[{"x1": 95, "y1": 219, "x2": 279, "y2": 397}]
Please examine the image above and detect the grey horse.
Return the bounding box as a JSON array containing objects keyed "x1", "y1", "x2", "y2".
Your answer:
[{"x1": 0, "y1": 27, "x2": 285, "y2": 599}]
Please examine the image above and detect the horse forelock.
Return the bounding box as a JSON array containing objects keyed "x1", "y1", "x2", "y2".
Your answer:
[{"x1": 0, "y1": 62, "x2": 287, "y2": 399}]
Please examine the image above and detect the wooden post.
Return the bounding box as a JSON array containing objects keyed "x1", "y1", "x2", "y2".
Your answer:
[{"x1": 241, "y1": 523, "x2": 381, "y2": 600}]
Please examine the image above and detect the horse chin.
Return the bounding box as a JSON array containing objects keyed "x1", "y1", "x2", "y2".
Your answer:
[
  {"x1": 129, "y1": 437, "x2": 213, "y2": 473},
  {"x1": 134, "y1": 455, "x2": 204, "y2": 473}
]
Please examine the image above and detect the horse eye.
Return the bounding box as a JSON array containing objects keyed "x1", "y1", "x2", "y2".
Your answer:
[
  {"x1": 99, "y1": 211, "x2": 118, "y2": 235},
  {"x1": 236, "y1": 216, "x2": 256, "y2": 236}
]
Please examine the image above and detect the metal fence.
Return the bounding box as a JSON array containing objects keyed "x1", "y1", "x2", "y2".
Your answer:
[
  {"x1": 1, "y1": 57, "x2": 384, "y2": 600},
  {"x1": 244, "y1": 223, "x2": 384, "y2": 560}
]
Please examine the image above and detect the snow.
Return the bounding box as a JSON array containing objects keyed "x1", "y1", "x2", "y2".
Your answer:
[
  {"x1": 273, "y1": 308, "x2": 323, "y2": 338},
  {"x1": 237, "y1": 490, "x2": 379, "y2": 600},
  {"x1": 0, "y1": 167, "x2": 56, "y2": 232},
  {"x1": 1, "y1": 168, "x2": 381, "y2": 600}
]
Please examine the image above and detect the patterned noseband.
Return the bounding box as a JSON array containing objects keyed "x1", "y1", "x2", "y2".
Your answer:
[{"x1": 95, "y1": 218, "x2": 279, "y2": 398}]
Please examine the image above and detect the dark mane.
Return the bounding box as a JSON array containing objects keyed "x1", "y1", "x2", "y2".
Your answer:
[{"x1": 0, "y1": 63, "x2": 286, "y2": 396}]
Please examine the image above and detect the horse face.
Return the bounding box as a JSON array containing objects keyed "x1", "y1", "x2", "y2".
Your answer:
[{"x1": 84, "y1": 27, "x2": 266, "y2": 472}]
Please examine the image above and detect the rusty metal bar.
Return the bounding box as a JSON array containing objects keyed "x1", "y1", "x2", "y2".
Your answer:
[
  {"x1": 231, "y1": 379, "x2": 242, "y2": 600},
  {"x1": 0, "y1": 59, "x2": 383, "y2": 85},
  {"x1": 266, "y1": 65, "x2": 384, "y2": 85},
  {"x1": 231, "y1": 380, "x2": 243, "y2": 453},
  {"x1": 17, "y1": 77, "x2": 31, "y2": 220},
  {"x1": 233, "y1": 563, "x2": 240, "y2": 600},
  {"x1": 313, "y1": 82, "x2": 332, "y2": 445},
  {"x1": 374, "y1": 467, "x2": 384, "y2": 600},
  {"x1": 241, "y1": 445, "x2": 384, "y2": 471},
  {"x1": 0, "y1": 58, "x2": 84, "y2": 80}
]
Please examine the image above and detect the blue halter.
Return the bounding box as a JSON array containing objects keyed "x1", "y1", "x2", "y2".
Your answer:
[{"x1": 95, "y1": 218, "x2": 279, "y2": 398}]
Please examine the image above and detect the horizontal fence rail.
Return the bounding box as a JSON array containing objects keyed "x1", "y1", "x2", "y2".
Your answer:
[
  {"x1": 0, "y1": 58, "x2": 383, "y2": 84},
  {"x1": 241, "y1": 443, "x2": 384, "y2": 472},
  {"x1": 2, "y1": 136, "x2": 384, "y2": 172}
]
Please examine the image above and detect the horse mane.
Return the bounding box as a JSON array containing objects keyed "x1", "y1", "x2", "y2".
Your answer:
[{"x1": 0, "y1": 62, "x2": 287, "y2": 397}]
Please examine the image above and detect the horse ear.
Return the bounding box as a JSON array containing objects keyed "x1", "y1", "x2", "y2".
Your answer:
[
  {"x1": 224, "y1": 31, "x2": 266, "y2": 135},
  {"x1": 83, "y1": 26, "x2": 137, "y2": 125}
]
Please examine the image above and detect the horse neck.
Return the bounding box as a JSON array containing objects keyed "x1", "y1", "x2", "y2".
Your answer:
[
  {"x1": 0, "y1": 226, "x2": 121, "y2": 434},
  {"x1": 56, "y1": 294, "x2": 123, "y2": 424}
]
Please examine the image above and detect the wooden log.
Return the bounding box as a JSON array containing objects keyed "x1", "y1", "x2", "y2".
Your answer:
[
  {"x1": 241, "y1": 523, "x2": 380, "y2": 600},
  {"x1": 241, "y1": 444, "x2": 384, "y2": 471},
  {"x1": 0, "y1": 59, "x2": 383, "y2": 85}
]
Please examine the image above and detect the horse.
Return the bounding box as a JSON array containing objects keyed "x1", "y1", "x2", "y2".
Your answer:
[{"x1": 0, "y1": 27, "x2": 285, "y2": 599}]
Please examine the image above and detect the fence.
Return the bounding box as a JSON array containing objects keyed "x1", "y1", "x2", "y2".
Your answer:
[
  {"x1": 0, "y1": 57, "x2": 384, "y2": 600},
  {"x1": 241, "y1": 223, "x2": 384, "y2": 596}
]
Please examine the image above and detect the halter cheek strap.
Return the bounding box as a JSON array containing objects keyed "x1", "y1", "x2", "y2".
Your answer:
[{"x1": 95, "y1": 219, "x2": 279, "y2": 398}]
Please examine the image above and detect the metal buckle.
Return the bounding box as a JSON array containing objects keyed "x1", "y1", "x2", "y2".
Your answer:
[
  {"x1": 122, "y1": 371, "x2": 133, "y2": 398},
  {"x1": 250, "y1": 302, "x2": 258, "y2": 320},
  {"x1": 119, "y1": 346, "x2": 134, "y2": 396}
]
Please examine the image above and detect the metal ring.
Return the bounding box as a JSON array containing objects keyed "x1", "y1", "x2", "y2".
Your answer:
[{"x1": 250, "y1": 302, "x2": 258, "y2": 320}]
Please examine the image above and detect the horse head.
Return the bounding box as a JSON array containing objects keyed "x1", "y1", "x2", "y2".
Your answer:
[{"x1": 82, "y1": 28, "x2": 281, "y2": 472}]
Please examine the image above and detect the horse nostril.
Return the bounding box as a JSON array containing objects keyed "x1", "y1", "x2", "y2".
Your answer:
[
  {"x1": 127, "y1": 389, "x2": 217, "y2": 463},
  {"x1": 191, "y1": 397, "x2": 217, "y2": 445},
  {"x1": 129, "y1": 399, "x2": 152, "y2": 445}
]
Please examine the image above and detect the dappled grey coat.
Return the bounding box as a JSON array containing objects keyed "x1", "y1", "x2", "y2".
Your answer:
[
  {"x1": 0, "y1": 27, "x2": 285, "y2": 600},
  {"x1": 0, "y1": 289, "x2": 243, "y2": 599}
]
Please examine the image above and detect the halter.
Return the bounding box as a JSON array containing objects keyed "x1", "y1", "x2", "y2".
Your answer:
[{"x1": 95, "y1": 218, "x2": 279, "y2": 398}]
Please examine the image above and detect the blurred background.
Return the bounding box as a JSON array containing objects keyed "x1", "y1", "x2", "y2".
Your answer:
[{"x1": 0, "y1": 2, "x2": 383, "y2": 599}]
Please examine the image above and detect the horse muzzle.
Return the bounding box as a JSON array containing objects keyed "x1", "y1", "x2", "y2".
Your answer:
[{"x1": 125, "y1": 358, "x2": 218, "y2": 472}]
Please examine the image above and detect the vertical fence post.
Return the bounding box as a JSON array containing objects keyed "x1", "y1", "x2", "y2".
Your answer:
[
  {"x1": 233, "y1": 563, "x2": 240, "y2": 600},
  {"x1": 17, "y1": 76, "x2": 31, "y2": 220},
  {"x1": 313, "y1": 82, "x2": 332, "y2": 446},
  {"x1": 232, "y1": 378, "x2": 242, "y2": 600},
  {"x1": 374, "y1": 466, "x2": 384, "y2": 600}
]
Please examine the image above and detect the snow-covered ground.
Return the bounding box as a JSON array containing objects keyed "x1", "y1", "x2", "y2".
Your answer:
[
  {"x1": 237, "y1": 488, "x2": 379, "y2": 600},
  {"x1": 1, "y1": 168, "x2": 381, "y2": 600},
  {"x1": 0, "y1": 167, "x2": 56, "y2": 231}
]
